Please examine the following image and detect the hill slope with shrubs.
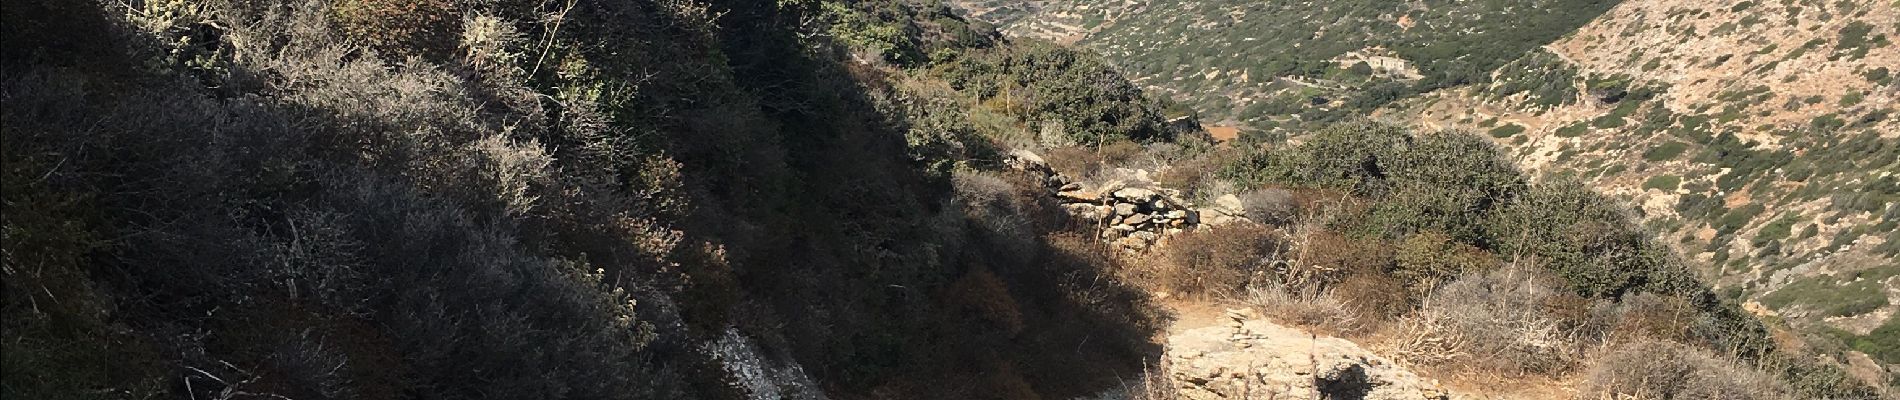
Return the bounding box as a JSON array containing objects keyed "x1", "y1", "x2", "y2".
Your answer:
[
  {"x1": 1389, "y1": 0, "x2": 1899, "y2": 378},
  {"x1": 2, "y1": 0, "x2": 1891, "y2": 398},
  {"x1": 1, "y1": 0, "x2": 1181, "y2": 398},
  {"x1": 958, "y1": 0, "x2": 1900, "y2": 388},
  {"x1": 1087, "y1": 120, "x2": 1884, "y2": 397},
  {"x1": 949, "y1": 0, "x2": 1622, "y2": 131}
]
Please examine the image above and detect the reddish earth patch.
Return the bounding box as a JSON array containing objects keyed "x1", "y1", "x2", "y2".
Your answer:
[{"x1": 1203, "y1": 125, "x2": 1241, "y2": 142}]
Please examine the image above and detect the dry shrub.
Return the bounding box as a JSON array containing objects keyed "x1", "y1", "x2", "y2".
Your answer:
[
  {"x1": 1245, "y1": 281, "x2": 1364, "y2": 334},
  {"x1": 1045, "y1": 145, "x2": 1106, "y2": 178},
  {"x1": 1157, "y1": 223, "x2": 1281, "y2": 297},
  {"x1": 1601, "y1": 293, "x2": 1697, "y2": 343},
  {"x1": 1392, "y1": 231, "x2": 1499, "y2": 294},
  {"x1": 1077, "y1": 363, "x2": 1176, "y2": 400},
  {"x1": 471, "y1": 134, "x2": 552, "y2": 217},
  {"x1": 1154, "y1": 148, "x2": 1238, "y2": 201},
  {"x1": 1288, "y1": 188, "x2": 1354, "y2": 216},
  {"x1": 459, "y1": 13, "x2": 525, "y2": 75},
  {"x1": 1042, "y1": 140, "x2": 1147, "y2": 181},
  {"x1": 947, "y1": 266, "x2": 1026, "y2": 335},
  {"x1": 1290, "y1": 228, "x2": 1390, "y2": 286},
  {"x1": 1098, "y1": 140, "x2": 1146, "y2": 165},
  {"x1": 1333, "y1": 272, "x2": 1411, "y2": 322},
  {"x1": 953, "y1": 170, "x2": 1046, "y2": 256},
  {"x1": 1580, "y1": 339, "x2": 1788, "y2": 400},
  {"x1": 1387, "y1": 266, "x2": 1589, "y2": 376},
  {"x1": 1236, "y1": 188, "x2": 1297, "y2": 225},
  {"x1": 676, "y1": 242, "x2": 740, "y2": 334}
]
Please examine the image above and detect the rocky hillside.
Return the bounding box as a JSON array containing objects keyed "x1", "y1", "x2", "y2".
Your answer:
[
  {"x1": 1391, "y1": 0, "x2": 1899, "y2": 371},
  {"x1": 6, "y1": 0, "x2": 1894, "y2": 398},
  {"x1": 949, "y1": 0, "x2": 1619, "y2": 130},
  {"x1": 955, "y1": 0, "x2": 1899, "y2": 385}
]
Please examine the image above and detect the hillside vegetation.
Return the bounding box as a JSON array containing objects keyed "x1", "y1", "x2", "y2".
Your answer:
[
  {"x1": 2, "y1": 0, "x2": 1178, "y2": 398},
  {"x1": 1079, "y1": 120, "x2": 1882, "y2": 398},
  {"x1": 952, "y1": 0, "x2": 1621, "y2": 130},
  {"x1": 1392, "y1": 0, "x2": 1900, "y2": 376},
  {"x1": 956, "y1": 0, "x2": 1900, "y2": 390},
  {"x1": 3, "y1": 0, "x2": 1892, "y2": 398}
]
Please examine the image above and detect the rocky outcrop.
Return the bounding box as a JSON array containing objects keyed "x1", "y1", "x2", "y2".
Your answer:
[
  {"x1": 1167, "y1": 309, "x2": 1449, "y2": 400},
  {"x1": 705, "y1": 329, "x2": 829, "y2": 400},
  {"x1": 1200, "y1": 194, "x2": 1250, "y2": 226}
]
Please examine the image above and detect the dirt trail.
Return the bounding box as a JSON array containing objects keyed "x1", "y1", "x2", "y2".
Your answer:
[{"x1": 1159, "y1": 299, "x2": 1232, "y2": 334}]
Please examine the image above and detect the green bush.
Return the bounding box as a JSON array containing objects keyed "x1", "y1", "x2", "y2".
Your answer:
[
  {"x1": 1488, "y1": 50, "x2": 1582, "y2": 107},
  {"x1": 1752, "y1": 215, "x2": 1799, "y2": 246},
  {"x1": 1865, "y1": 67, "x2": 1893, "y2": 85},
  {"x1": 1839, "y1": 91, "x2": 1865, "y2": 107},
  {"x1": 1592, "y1": 114, "x2": 1627, "y2": 128},
  {"x1": 1761, "y1": 272, "x2": 1893, "y2": 317},
  {"x1": 934, "y1": 42, "x2": 1171, "y2": 146},
  {"x1": 1839, "y1": 317, "x2": 1900, "y2": 364},
  {"x1": 1643, "y1": 175, "x2": 1682, "y2": 191},
  {"x1": 1555, "y1": 121, "x2": 1590, "y2": 137},
  {"x1": 1484, "y1": 180, "x2": 1699, "y2": 298},
  {"x1": 1810, "y1": 114, "x2": 1846, "y2": 131},
  {"x1": 1488, "y1": 123, "x2": 1526, "y2": 138},
  {"x1": 1834, "y1": 21, "x2": 1875, "y2": 51},
  {"x1": 1392, "y1": 231, "x2": 1497, "y2": 291},
  {"x1": 1716, "y1": 203, "x2": 1766, "y2": 236},
  {"x1": 1222, "y1": 120, "x2": 1411, "y2": 192},
  {"x1": 1644, "y1": 141, "x2": 1689, "y2": 161}
]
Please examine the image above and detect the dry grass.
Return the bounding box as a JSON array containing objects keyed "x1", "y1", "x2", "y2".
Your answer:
[
  {"x1": 1383, "y1": 266, "x2": 1589, "y2": 376},
  {"x1": 1332, "y1": 272, "x2": 1412, "y2": 322},
  {"x1": 1579, "y1": 339, "x2": 1789, "y2": 400},
  {"x1": 1043, "y1": 141, "x2": 1146, "y2": 182},
  {"x1": 1244, "y1": 281, "x2": 1365, "y2": 334},
  {"x1": 1154, "y1": 147, "x2": 1241, "y2": 201},
  {"x1": 947, "y1": 266, "x2": 1027, "y2": 335},
  {"x1": 1592, "y1": 293, "x2": 1697, "y2": 344},
  {"x1": 1289, "y1": 227, "x2": 1390, "y2": 287},
  {"x1": 1079, "y1": 363, "x2": 1178, "y2": 400}
]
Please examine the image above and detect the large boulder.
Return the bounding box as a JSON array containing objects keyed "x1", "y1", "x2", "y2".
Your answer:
[
  {"x1": 1167, "y1": 313, "x2": 1448, "y2": 400},
  {"x1": 1005, "y1": 149, "x2": 1048, "y2": 171},
  {"x1": 1213, "y1": 194, "x2": 1246, "y2": 215}
]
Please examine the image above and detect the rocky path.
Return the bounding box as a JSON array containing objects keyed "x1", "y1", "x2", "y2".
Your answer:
[
  {"x1": 1157, "y1": 304, "x2": 1450, "y2": 400},
  {"x1": 1007, "y1": 151, "x2": 1453, "y2": 400}
]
